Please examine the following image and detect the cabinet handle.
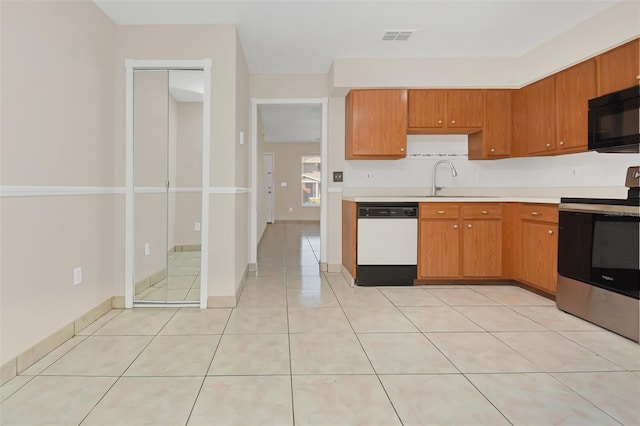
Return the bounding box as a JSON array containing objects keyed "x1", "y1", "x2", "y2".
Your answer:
[
  {"x1": 546, "y1": 143, "x2": 551, "y2": 148},
  {"x1": 480, "y1": 210, "x2": 489, "y2": 215},
  {"x1": 453, "y1": 224, "x2": 459, "y2": 229},
  {"x1": 436, "y1": 210, "x2": 446, "y2": 214},
  {"x1": 559, "y1": 140, "x2": 565, "y2": 146},
  {"x1": 467, "y1": 224, "x2": 472, "y2": 229},
  {"x1": 400, "y1": 148, "x2": 405, "y2": 152},
  {"x1": 451, "y1": 120, "x2": 456, "y2": 124},
  {"x1": 490, "y1": 148, "x2": 496, "y2": 153},
  {"x1": 548, "y1": 229, "x2": 554, "y2": 235},
  {"x1": 437, "y1": 120, "x2": 443, "y2": 124},
  {"x1": 531, "y1": 211, "x2": 542, "y2": 216}
]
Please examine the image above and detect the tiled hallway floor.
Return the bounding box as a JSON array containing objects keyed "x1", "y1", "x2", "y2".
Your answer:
[{"x1": 2, "y1": 222, "x2": 640, "y2": 425}]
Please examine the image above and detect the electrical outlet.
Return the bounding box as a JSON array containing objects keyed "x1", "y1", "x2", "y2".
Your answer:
[
  {"x1": 73, "y1": 267, "x2": 82, "y2": 286},
  {"x1": 333, "y1": 171, "x2": 343, "y2": 182},
  {"x1": 367, "y1": 172, "x2": 375, "y2": 180},
  {"x1": 280, "y1": 182, "x2": 287, "y2": 187},
  {"x1": 144, "y1": 243, "x2": 150, "y2": 256},
  {"x1": 194, "y1": 222, "x2": 201, "y2": 231},
  {"x1": 289, "y1": 207, "x2": 293, "y2": 212}
]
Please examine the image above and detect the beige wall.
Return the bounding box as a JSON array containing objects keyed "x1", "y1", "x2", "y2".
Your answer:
[
  {"x1": 1, "y1": 1, "x2": 116, "y2": 363},
  {"x1": 256, "y1": 110, "x2": 268, "y2": 243},
  {"x1": 262, "y1": 142, "x2": 321, "y2": 222},
  {"x1": 114, "y1": 24, "x2": 247, "y2": 304},
  {"x1": 234, "y1": 34, "x2": 251, "y2": 291}
]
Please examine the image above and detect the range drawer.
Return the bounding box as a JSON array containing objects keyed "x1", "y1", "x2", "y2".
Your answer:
[
  {"x1": 462, "y1": 203, "x2": 502, "y2": 219},
  {"x1": 420, "y1": 203, "x2": 460, "y2": 219},
  {"x1": 519, "y1": 203, "x2": 559, "y2": 223}
]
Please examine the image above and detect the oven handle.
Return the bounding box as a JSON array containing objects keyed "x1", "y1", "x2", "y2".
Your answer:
[{"x1": 560, "y1": 203, "x2": 640, "y2": 217}]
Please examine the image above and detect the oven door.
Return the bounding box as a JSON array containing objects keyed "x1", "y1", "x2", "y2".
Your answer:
[
  {"x1": 588, "y1": 87, "x2": 639, "y2": 153},
  {"x1": 558, "y1": 206, "x2": 640, "y2": 299}
]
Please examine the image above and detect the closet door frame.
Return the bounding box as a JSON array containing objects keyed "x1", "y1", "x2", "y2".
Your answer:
[{"x1": 125, "y1": 59, "x2": 212, "y2": 309}]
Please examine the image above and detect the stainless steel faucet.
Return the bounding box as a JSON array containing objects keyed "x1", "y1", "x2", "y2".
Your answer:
[{"x1": 431, "y1": 160, "x2": 458, "y2": 196}]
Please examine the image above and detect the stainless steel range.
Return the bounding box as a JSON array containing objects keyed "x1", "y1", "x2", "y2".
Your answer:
[{"x1": 556, "y1": 167, "x2": 640, "y2": 342}]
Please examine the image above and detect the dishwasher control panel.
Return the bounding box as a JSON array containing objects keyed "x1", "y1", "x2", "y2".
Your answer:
[{"x1": 357, "y1": 203, "x2": 418, "y2": 218}]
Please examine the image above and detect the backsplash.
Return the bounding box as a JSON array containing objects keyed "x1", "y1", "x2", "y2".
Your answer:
[{"x1": 344, "y1": 135, "x2": 639, "y2": 189}]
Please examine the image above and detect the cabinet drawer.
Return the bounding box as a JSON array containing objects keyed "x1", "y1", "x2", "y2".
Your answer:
[
  {"x1": 462, "y1": 204, "x2": 502, "y2": 219},
  {"x1": 420, "y1": 203, "x2": 460, "y2": 219},
  {"x1": 519, "y1": 204, "x2": 558, "y2": 223}
]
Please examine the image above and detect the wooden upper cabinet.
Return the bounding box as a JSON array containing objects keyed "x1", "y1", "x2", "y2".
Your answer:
[
  {"x1": 555, "y1": 59, "x2": 596, "y2": 153},
  {"x1": 345, "y1": 89, "x2": 408, "y2": 159},
  {"x1": 597, "y1": 38, "x2": 640, "y2": 96},
  {"x1": 510, "y1": 88, "x2": 528, "y2": 157},
  {"x1": 469, "y1": 90, "x2": 512, "y2": 159},
  {"x1": 408, "y1": 90, "x2": 447, "y2": 129},
  {"x1": 447, "y1": 90, "x2": 485, "y2": 128},
  {"x1": 408, "y1": 89, "x2": 484, "y2": 133},
  {"x1": 525, "y1": 76, "x2": 556, "y2": 155}
]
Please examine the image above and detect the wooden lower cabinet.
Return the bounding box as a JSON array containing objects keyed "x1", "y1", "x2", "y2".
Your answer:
[
  {"x1": 419, "y1": 219, "x2": 460, "y2": 278},
  {"x1": 517, "y1": 203, "x2": 559, "y2": 295},
  {"x1": 342, "y1": 200, "x2": 357, "y2": 278},
  {"x1": 462, "y1": 219, "x2": 502, "y2": 277},
  {"x1": 418, "y1": 203, "x2": 502, "y2": 279}
]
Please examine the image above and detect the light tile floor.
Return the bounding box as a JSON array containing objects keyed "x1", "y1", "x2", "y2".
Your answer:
[
  {"x1": 136, "y1": 251, "x2": 201, "y2": 303},
  {"x1": 2, "y1": 222, "x2": 640, "y2": 425}
]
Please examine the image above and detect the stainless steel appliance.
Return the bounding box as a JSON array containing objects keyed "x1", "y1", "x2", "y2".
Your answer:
[
  {"x1": 588, "y1": 85, "x2": 639, "y2": 153},
  {"x1": 556, "y1": 167, "x2": 640, "y2": 341},
  {"x1": 356, "y1": 203, "x2": 418, "y2": 286}
]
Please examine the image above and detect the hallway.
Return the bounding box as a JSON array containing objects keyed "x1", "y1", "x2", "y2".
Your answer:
[{"x1": 1, "y1": 222, "x2": 639, "y2": 425}]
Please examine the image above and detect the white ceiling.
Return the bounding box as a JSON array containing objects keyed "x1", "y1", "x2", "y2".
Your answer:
[
  {"x1": 95, "y1": 0, "x2": 619, "y2": 74},
  {"x1": 258, "y1": 104, "x2": 322, "y2": 143},
  {"x1": 103, "y1": 1, "x2": 619, "y2": 144}
]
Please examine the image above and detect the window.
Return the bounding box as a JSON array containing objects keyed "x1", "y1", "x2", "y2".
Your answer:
[{"x1": 301, "y1": 154, "x2": 321, "y2": 207}]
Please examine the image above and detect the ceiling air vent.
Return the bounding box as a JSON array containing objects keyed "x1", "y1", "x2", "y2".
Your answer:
[{"x1": 382, "y1": 30, "x2": 416, "y2": 41}]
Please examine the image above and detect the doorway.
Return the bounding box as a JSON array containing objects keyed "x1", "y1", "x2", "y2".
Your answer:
[
  {"x1": 125, "y1": 60, "x2": 211, "y2": 308},
  {"x1": 250, "y1": 98, "x2": 328, "y2": 270}
]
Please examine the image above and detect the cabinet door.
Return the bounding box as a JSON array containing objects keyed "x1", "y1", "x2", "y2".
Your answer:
[
  {"x1": 526, "y1": 76, "x2": 556, "y2": 155},
  {"x1": 597, "y1": 38, "x2": 640, "y2": 96},
  {"x1": 346, "y1": 90, "x2": 408, "y2": 159},
  {"x1": 342, "y1": 201, "x2": 357, "y2": 278},
  {"x1": 511, "y1": 88, "x2": 528, "y2": 157},
  {"x1": 484, "y1": 90, "x2": 512, "y2": 157},
  {"x1": 462, "y1": 219, "x2": 502, "y2": 277},
  {"x1": 447, "y1": 90, "x2": 484, "y2": 128},
  {"x1": 555, "y1": 60, "x2": 596, "y2": 152},
  {"x1": 408, "y1": 90, "x2": 447, "y2": 129},
  {"x1": 521, "y1": 221, "x2": 558, "y2": 294},
  {"x1": 419, "y1": 219, "x2": 459, "y2": 278}
]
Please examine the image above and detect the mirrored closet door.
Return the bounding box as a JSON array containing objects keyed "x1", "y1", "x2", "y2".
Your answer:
[{"x1": 133, "y1": 69, "x2": 203, "y2": 304}]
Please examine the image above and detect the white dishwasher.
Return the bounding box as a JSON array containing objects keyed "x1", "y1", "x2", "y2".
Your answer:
[{"x1": 356, "y1": 203, "x2": 418, "y2": 286}]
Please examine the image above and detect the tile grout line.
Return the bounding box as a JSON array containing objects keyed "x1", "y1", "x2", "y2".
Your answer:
[
  {"x1": 285, "y1": 224, "x2": 298, "y2": 426},
  {"x1": 184, "y1": 306, "x2": 234, "y2": 425},
  {"x1": 326, "y1": 271, "x2": 405, "y2": 425},
  {"x1": 77, "y1": 308, "x2": 180, "y2": 425}
]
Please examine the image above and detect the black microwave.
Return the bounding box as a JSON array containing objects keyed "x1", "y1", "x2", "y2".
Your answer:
[{"x1": 588, "y1": 85, "x2": 639, "y2": 153}]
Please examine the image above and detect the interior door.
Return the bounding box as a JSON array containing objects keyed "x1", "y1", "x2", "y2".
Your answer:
[
  {"x1": 133, "y1": 70, "x2": 170, "y2": 303},
  {"x1": 133, "y1": 69, "x2": 203, "y2": 304},
  {"x1": 264, "y1": 153, "x2": 274, "y2": 224}
]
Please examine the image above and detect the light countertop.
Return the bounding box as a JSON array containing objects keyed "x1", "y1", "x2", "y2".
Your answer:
[{"x1": 342, "y1": 195, "x2": 560, "y2": 203}]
